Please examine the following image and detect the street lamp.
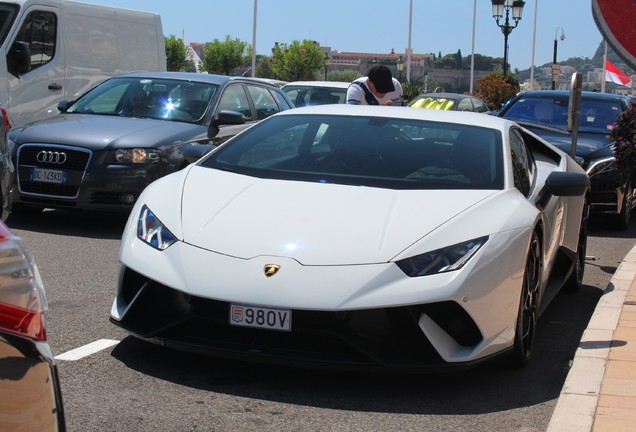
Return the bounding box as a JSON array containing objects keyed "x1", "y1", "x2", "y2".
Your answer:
[
  {"x1": 396, "y1": 56, "x2": 404, "y2": 82},
  {"x1": 552, "y1": 27, "x2": 565, "y2": 90},
  {"x1": 491, "y1": 0, "x2": 525, "y2": 78},
  {"x1": 324, "y1": 52, "x2": 329, "y2": 81}
]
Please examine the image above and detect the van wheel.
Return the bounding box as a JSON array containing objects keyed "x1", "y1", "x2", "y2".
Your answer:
[{"x1": 509, "y1": 231, "x2": 541, "y2": 367}]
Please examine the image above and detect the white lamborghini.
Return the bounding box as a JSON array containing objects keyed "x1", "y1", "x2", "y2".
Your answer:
[{"x1": 110, "y1": 105, "x2": 589, "y2": 371}]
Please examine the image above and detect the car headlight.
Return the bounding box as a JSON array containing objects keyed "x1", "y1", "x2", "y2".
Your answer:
[
  {"x1": 137, "y1": 205, "x2": 177, "y2": 250},
  {"x1": 108, "y1": 148, "x2": 161, "y2": 164},
  {"x1": 395, "y1": 236, "x2": 488, "y2": 277}
]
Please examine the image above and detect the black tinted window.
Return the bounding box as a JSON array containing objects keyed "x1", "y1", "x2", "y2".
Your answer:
[
  {"x1": 203, "y1": 114, "x2": 504, "y2": 190},
  {"x1": 15, "y1": 10, "x2": 57, "y2": 71}
]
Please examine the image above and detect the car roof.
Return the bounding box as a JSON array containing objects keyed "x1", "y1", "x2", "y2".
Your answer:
[
  {"x1": 113, "y1": 72, "x2": 283, "y2": 88},
  {"x1": 515, "y1": 90, "x2": 630, "y2": 102},
  {"x1": 274, "y1": 104, "x2": 509, "y2": 129},
  {"x1": 282, "y1": 81, "x2": 351, "y2": 89}
]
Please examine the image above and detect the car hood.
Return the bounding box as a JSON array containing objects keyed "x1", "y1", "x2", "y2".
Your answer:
[
  {"x1": 173, "y1": 167, "x2": 497, "y2": 266},
  {"x1": 9, "y1": 114, "x2": 204, "y2": 150}
]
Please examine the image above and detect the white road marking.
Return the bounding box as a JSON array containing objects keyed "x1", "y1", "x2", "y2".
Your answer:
[{"x1": 54, "y1": 339, "x2": 120, "y2": 361}]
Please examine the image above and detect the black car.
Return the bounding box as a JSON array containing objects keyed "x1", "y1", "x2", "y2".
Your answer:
[
  {"x1": 8, "y1": 72, "x2": 294, "y2": 214},
  {"x1": 498, "y1": 90, "x2": 633, "y2": 228},
  {"x1": 0, "y1": 220, "x2": 65, "y2": 431},
  {"x1": 407, "y1": 92, "x2": 491, "y2": 113}
]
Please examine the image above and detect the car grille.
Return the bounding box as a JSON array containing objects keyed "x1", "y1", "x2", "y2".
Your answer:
[
  {"x1": 113, "y1": 268, "x2": 484, "y2": 371},
  {"x1": 17, "y1": 144, "x2": 91, "y2": 198}
]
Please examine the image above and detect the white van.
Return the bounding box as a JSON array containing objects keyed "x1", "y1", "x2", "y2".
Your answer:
[{"x1": 0, "y1": 0, "x2": 166, "y2": 127}]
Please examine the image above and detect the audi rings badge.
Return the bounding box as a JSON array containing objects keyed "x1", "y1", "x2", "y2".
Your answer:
[{"x1": 36, "y1": 150, "x2": 67, "y2": 165}]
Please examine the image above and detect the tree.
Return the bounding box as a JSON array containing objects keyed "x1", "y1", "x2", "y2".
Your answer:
[
  {"x1": 270, "y1": 40, "x2": 326, "y2": 81},
  {"x1": 164, "y1": 35, "x2": 190, "y2": 72},
  {"x1": 455, "y1": 49, "x2": 463, "y2": 69},
  {"x1": 401, "y1": 80, "x2": 425, "y2": 102},
  {"x1": 474, "y1": 71, "x2": 520, "y2": 110},
  {"x1": 253, "y1": 55, "x2": 274, "y2": 79},
  {"x1": 327, "y1": 70, "x2": 361, "y2": 82},
  {"x1": 203, "y1": 35, "x2": 251, "y2": 75}
]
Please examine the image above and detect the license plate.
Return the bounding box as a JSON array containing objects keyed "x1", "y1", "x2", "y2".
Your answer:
[
  {"x1": 229, "y1": 304, "x2": 291, "y2": 331},
  {"x1": 30, "y1": 167, "x2": 67, "y2": 184}
]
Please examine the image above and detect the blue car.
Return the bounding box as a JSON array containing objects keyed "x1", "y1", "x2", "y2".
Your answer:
[{"x1": 498, "y1": 90, "x2": 633, "y2": 229}]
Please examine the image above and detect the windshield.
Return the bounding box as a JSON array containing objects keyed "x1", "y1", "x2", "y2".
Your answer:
[
  {"x1": 202, "y1": 114, "x2": 504, "y2": 190},
  {"x1": 0, "y1": 4, "x2": 19, "y2": 47},
  {"x1": 503, "y1": 95, "x2": 623, "y2": 134},
  {"x1": 66, "y1": 77, "x2": 219, "y2": 123}
]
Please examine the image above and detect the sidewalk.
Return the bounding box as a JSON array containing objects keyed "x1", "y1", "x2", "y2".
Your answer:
[{"x1": 547, "y1": 244, "x2": 636, "y2": 432}]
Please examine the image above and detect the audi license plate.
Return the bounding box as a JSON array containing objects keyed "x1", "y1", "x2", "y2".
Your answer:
[
  {"x1": 30, "y1": 167, "x2": 67, "y2": 184},
  {"x1": 230, "y1": 304, "x2": 291, "y2": 331}
]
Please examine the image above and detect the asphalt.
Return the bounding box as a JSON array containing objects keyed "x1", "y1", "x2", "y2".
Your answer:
[{"x1": 547, "y1": 243, "x2": 636, "y2": 431}]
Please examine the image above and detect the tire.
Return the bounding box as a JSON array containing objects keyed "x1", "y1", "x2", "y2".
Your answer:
[
  {"x1": 509, "y1": 231, "x2": 542, "y2": 367},
  {"x1": 564, "y1": 202, "x2": 589, "y2": 292},
  {"x1": 615, "y1": 193, "x2": 632, "y2": 230}
]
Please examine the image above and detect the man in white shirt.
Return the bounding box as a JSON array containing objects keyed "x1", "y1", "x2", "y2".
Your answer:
[{"x1": 346, "y1": 64, "x2": 403, "y2": 106}]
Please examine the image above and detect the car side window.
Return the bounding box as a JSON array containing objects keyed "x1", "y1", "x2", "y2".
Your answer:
[
  {"x1": 271, "y1": 89, "x2": 292, "y2": 110},
  {"x1": 509, "y1": 128, "x2": 535, "y2": 196},
  {"x1": 218, "y1": 85, "x2": 252, "y2": 120},
  {"x1": 247, "y1": 85, "x2": 280, "y2": 120},
  {"x1": 14, "y1": 10, "x2": 57, "y2": 72},
  {"x1": 457, "y1": 98, "x2": 473, "y2": 112},
  {"x1": 472, "y1": 98, "x2": 489, "y2": 113}
]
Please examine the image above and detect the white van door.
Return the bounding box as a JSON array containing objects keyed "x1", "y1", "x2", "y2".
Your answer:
[{"x1": 6, "y1": 5, "x2": 65, "y2": 127}]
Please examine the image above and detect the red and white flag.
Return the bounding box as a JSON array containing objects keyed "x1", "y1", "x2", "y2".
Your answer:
[{"x1": 605, "y1": 59, "x2": 633, "y2": 88}]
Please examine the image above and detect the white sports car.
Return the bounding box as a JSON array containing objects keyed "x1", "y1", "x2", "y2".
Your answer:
[{"x1": 110, "y1": 105, "x2": 589, "y2": 371}]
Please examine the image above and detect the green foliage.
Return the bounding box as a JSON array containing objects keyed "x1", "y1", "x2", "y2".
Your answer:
[
  {"x1": 255, "y1": 56, "x2": 274, "y2": 79},
  {"x1": 203, "y1": 35, "x2": 251, "y2": 76},
  {"x1": 401, "y1": 80, "x2": 425, "y2": 102},
  {"x1": 461, "y1": 54, "x2": 498, "y2": 71},
  {"x1": 327, "y1": 70, "x2": 361, "y2": 82},
  {"x1": 474, "y1": 71, "x2": 520, "y2": 110},
  {"x1": 612, "y1": 102, "x2": 636, "y2": 183},
  {"x1": 164, "y1": 35, "x2": 189, "y2": 72},
  {"x1": 271, "y1": 40, "x2": 326, "y2": 81}
]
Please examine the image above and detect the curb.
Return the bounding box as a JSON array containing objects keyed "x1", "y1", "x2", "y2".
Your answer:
[{"x1": 546, "y1": 243, "x2": 636, "y2": 431}]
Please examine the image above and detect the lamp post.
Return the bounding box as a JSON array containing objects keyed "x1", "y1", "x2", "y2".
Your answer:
[
  {"x1": 551, "y1": 27, "x2": 565, "y2": 90},
  {"x1": 491, "y1": 0, "x2": 525, "y2": 78},
  {"x1": 396, "y1": 56, "x2": 404, "y2": 82},
  {"x1": 324, "y1": 52, "x2": 329, "y2": 81}
]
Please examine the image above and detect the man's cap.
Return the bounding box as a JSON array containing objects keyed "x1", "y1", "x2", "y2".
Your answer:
[{"x1": 368, "y1": 64, "x2": 395, "y2": 93}]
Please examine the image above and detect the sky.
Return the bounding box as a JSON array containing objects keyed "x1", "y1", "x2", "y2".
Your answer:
[{"x1": 81, "y1": 0, "x2": 607, "y2": 72}]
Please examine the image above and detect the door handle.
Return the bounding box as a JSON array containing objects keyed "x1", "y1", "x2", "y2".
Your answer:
[{"x1": 48, "y1": 83, "x2": 62, "y2": 90}]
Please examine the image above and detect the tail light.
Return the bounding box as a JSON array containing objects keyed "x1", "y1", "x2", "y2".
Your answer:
[{"x1": 0, "y1": 223, "x2": 47, "y2": 341}]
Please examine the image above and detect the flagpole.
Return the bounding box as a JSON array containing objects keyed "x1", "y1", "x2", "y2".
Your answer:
[{"x1": 601, "y1": 40, "x2": 607, "y2": 93}]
